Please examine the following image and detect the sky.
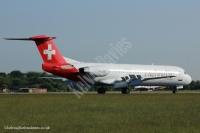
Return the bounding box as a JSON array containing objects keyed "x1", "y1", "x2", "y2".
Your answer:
[{"x1": 0, "y1": 0, "x2": 200, "y2": 80}]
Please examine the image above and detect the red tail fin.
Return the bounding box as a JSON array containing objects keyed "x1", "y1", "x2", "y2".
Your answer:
[
  {"x1": 5, "y1": 35, "x2": 79, "y2": 79},
  {"x1": 30, "y1": 35, "x2": 68, "y2": 65},
  {"x1": 5, "y1": 35, "x2": 69, "y2": 65}
]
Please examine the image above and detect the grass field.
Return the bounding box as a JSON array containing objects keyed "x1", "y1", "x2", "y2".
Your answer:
[{"x1": 1, "y1": 91, "x2": 200, "y2": 133}]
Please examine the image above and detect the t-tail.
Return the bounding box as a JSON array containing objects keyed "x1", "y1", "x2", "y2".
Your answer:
[
  {"x1": 4, "y1": 35, "x2": 77, "y2": 76},
  {"x1": 5, "y1": 35, "x2": 67, "y2": 65}
]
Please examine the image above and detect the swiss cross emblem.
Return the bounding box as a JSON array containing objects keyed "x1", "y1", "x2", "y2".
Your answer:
[{"x1": 43, "y1": 44, "x2": 56, "y2": 60}]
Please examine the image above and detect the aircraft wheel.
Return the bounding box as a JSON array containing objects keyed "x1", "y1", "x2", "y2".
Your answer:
[
  {"x1": 121, "y1": 87, "x2": 130, "y2": 94},
  {"x1": 172, "y1": 86, "x2": 177, "y2": 94},
  {"x1": 126, "y1": 88, "x2": 130, "y2": 94},
  {"x1": 121, "y1": 88, "x2": 125, "y2": 94},
  {"x1": 97, "y1": 88, "x2": 106, "y2": 94}
]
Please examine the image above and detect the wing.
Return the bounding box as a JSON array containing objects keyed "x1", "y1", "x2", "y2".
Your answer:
[
  {"x1": 142, "y1": 76, "x2": 176, "y2": 81},
  {"x1": 97, "y1": 75, "x2": 176, "y2": 88},
  {"x1": 97, "y1": 79, "x2": 118, "y2": 85}
]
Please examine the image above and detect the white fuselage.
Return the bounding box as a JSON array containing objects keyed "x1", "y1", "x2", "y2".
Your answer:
[{"x1": 71, "y1": 62, "x2": 192, "y2": 87}]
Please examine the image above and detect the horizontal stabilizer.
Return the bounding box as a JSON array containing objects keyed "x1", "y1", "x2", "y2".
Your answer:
[
  {"x1": 4, "y1": 35, "x2": 56, "y2": 41},
  {"x1": 40, "y1": 77, "x2": 67, "y2": 81},
  {"x1": 4, "y1": 38, "x2": 32, "y2": 40}
]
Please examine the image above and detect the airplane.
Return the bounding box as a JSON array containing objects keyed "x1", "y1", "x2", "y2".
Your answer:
[{"x1": 4, "y1": 35, "x2": 192, "y2": 94}]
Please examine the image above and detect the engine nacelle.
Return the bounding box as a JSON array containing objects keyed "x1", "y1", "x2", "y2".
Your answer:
[{"x1": 79, "y1": 66, "x2": 109, "y2": 77}]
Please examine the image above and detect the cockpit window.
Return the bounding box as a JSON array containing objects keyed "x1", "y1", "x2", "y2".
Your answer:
[{"x1": 184, "y1": 71, "x2": 187, "y2": 74}]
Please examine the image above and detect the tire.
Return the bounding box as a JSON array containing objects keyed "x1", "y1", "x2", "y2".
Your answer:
[
  {"x1": 121, "y1": 87, "x2": 130, "y2": 94},
  {"x1": 97, "y1": 88, "x2": 106, "y2": 94}
]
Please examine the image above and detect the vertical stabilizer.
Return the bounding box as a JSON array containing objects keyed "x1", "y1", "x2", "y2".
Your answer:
[
  {"x1": 5, "y1": 35, "x2": 69, "y2": 65},
  {"x1": 30, "y1": 35, "x2": 68, "y2": 65}
]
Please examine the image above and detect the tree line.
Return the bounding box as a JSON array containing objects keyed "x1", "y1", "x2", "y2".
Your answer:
[
  {"x1": 0, "y1": 70, "x2": 199, "y2": 92},
  {"x1": 0, "y1": 70, "x2": 67, "y2": 92}
]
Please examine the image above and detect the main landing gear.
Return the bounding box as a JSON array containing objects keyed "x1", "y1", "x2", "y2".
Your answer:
[
  {"x1": 97, "y1": 87, "x2": 106, "y2": 94},
  {"x1": 172, "y1": 86, "x2": 178, "y2": 94},
  {"x1": 97, "y1": 86, "x2": 131, "y2": 94},
  {"x1": 121, "y1": 87, "x2": 130, "y2": 94}
]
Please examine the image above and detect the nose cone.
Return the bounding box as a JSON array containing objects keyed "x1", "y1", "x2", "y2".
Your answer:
[{"x1": 186, "y1": 74, "x2": 192, "y2": 84}]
